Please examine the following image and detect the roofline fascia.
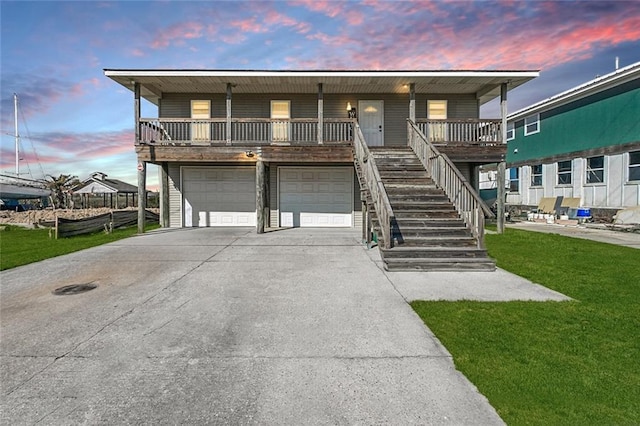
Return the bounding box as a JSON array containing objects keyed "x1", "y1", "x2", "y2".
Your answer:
[
  {"x1": 508, "y1": 61, "x2": 640, "y2": 121},
  {"x1": 104, "y1": 69, "x2": 540, "y2": 79}
]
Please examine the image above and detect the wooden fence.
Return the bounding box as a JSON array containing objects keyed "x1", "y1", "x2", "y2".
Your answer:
[{"x1": 56, "y1": 209, "x2": 159, "y2": 238}]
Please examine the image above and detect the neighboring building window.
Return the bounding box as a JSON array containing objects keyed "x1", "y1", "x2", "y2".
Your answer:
[
  {"x1": 629, "y1": 151, "x2": 640, "y2": 181},
  {"x1": 531, "y1": 164, "x2": 542, "y2": 186},
  {"x1": 506, "y1": 122, "x2": 515, "y2": 141},
  {"x1": 586, "y1": 156, "x2": 605, "y2": 184},
  {"x1": 524, "y1": 114, "x2": 540, "y2": 135},
  {"x1": 509, "y1": 168, "x2": 519, "y2": 192},
  {"x1": 557, "y1": 160, "x2": 572, "y2": 185}
]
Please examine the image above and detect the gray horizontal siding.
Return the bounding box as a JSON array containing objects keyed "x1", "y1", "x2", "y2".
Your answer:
[
  {"x1": 168, "y1": 163, "x2": 182, "y2": 227},
  {"x1": 159, "y1": 92, "x2": 479, "y2": 147}
]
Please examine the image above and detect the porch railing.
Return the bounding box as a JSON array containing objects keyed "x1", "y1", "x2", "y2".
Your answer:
[
  {"x1": 415, "y1": 118, "x2": 502, "y2": 145},
  {"x1": 407, "y1": 120, "x2": 494, "y2": 248},
  {"x1": 138, "y1": 118, "x2": 355, "y2": 145},
  {"x1": 353, "y1": 123, "x2": 395, "y2": 249}
]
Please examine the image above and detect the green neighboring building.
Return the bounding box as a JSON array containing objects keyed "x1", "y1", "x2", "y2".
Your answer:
[{"x1": 504, "y1": 61, "x2": 640, "y2": 214}]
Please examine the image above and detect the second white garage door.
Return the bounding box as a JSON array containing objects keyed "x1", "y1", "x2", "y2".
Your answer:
[
  {"x1": 182, "y1": 167, "x2": 256, "y2": 227},
  {"x1": 279, "y1": 167, "x2": 353, "y2": 227}
]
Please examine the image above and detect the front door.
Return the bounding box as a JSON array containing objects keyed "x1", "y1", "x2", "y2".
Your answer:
[{"x1": 358, "y1": 100, "x2": 384, "y2": 146}]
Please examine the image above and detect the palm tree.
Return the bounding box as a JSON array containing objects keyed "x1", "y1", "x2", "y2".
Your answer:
[{"x1": 42, "y1": 174, "x2": 79, "y2": 209}]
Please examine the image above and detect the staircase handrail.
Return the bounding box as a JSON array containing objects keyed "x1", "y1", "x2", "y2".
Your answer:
[
  {"x1": 407, "y1": 120, "x2": 494, "y2": 248},
  {"x1": 353, "y1": 124, "x2": 395, "y2": 249}
]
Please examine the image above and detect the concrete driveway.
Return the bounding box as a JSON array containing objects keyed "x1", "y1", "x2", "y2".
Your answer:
[{"x1": 1, "y1": 228, "x2": 567, "y2": 424}]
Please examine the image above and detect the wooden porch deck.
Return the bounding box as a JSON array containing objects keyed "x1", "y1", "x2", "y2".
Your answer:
[{"x1": 136, "y1": 117, "x2": 505, "y2": 164}]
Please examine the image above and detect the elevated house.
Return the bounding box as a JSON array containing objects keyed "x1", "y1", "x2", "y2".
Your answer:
[
  {"x1": 105, "y1": 69, "x2": 538, "y2": 270},
  {"x1": 504, "y1": 61, "x2": 640, "y2": 218}
]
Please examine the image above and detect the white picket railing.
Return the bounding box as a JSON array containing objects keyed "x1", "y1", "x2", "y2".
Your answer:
[
  {"x1": 407, "y1": 120, "x2": 493, "y2": 247},
  {"x1": 138, "y1": 118, "x2": 354, "y2": 145},
  {"x1": 416, "y1": 119, "x2": 502, "y2": 145}
]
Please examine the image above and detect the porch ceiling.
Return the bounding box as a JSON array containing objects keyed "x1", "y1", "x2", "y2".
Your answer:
[{"x1": 105, "y1": 69, "x2": 539, "y2": 105}]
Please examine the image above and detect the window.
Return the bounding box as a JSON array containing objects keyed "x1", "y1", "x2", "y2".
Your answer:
[
  {"x1": 629, "y1": 151, "x2": 640, "y2": 181},
  {"x1": 427, "y1": 100, "x2": 447, "y2": 142},
  {"x1": 271, "y1": 100, "x2": 290, "y2": 141},
  {"x1": 586, "y1": 156, "x2": 605, "y2": 184},
  {"x1": 509, "y1": 168, "x2": 519, "y2": 192},
  {"x1": 506, "y1": 122, "x2": 515, "y2": 141},
  {"x1": 557, "y1": 160, "x2": 572, "y2": 185},
  {"x1": 531, "y1": 164, "x2": 543, "y2": 186},
  {"x1": 191, "y1": 100, "x2": 210, "y2": 141},
  {"x1": 524, "y1": 114, "x2": 539, "y2": 135}
]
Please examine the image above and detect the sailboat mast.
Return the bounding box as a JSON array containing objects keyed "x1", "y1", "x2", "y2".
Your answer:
[{"x1": 14, "y1": 93, "x2": 20, "y2": 176}]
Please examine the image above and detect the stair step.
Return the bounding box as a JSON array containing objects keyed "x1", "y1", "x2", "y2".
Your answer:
[
  {"x1": 393, "y1": 211, "x2": 460, "y2": 218},
  {"x1": 381, "y1": 246, "x2": 489, "y2": 258},
  {"x1": 383, "y1": 258, "x2": 496, "y2": 272},
  {"x1": 384, "y1": 186, "x2": 440, "y2": 193},
  {"x1": 393, "y1": 221, "x2": 466, "y2": 228},
  {"x1": 393, "y1": 228, "x2": 470, "y2": 238},
  {"x1": 391, "y1": 201, "x2": 454, "y2": 209},
  {"x1": 378, "y1": 171, "x2": 429, "y2": 178},
  {"x1": 388, "y1": 195, "x2": 449, "y2": 202},
  {"x1": 376, "y1": 164, "x2": 425, "y2": 171},
  {"x1": 394, "y1": 238, "x2": 478, "y2": 247}
]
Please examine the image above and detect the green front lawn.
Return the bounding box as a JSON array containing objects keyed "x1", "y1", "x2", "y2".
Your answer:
[
  {"x1": 412, "y1": 229, "x2": 640, "y2": 425},
  {"x1": 0, "y1": 224, "x2": 158, "y2": 270}
]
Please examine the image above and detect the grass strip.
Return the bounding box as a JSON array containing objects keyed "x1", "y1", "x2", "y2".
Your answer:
[
  {"x1": 412, "y1": 228, "x2": 640, "y2": 425},
  {"x1": 0, "y1": 224, "x2": 158, "y2": 270}
]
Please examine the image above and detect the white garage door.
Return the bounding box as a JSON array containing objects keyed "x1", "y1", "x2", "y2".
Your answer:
[
  {"x1": 182, "y1": 167, "x2": 256, "y2": 227},
  {"x1": 279, "y1": 167, "x2": 353, "y2": 227}
]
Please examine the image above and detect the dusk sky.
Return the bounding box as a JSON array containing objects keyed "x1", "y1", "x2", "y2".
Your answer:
[{"x1": 1, "y1": 0, "x2": 639, "y2": 190}]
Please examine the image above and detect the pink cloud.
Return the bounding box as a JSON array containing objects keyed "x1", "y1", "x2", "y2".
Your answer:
[
  {"x1": 289, "y1": 2, "x2": 640, "y2": 72},
  {"x1": 229, "y1": 17, "x2": 269, "y2": 33},
  {"x1": 264, "y1": 10, "x2": 311, "y2": 33},
  {"x1": 151, "y1": 21, "x2": 204, "y2": 49}
]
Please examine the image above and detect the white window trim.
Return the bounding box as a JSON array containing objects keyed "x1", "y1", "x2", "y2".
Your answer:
[
  {"x1": 524, "y1": 114, "x2": 540, "y2": 136},
  {"x1": 530, "y1": 164, "x2": 543, "y2": 187},
  {"x1": 508, "y1": 167, "x2": 520, "y2": 193},
  {"x1": 556, "y1": 160, "x2": 572, "y2": 187},
  {"x1": 628, "y1": 150, "x2": 640, "y2": 183},
  {"x1": 585, "y1": 155, "x2": 606, "y2": 186},
  {"x1": 506, "y1": 122, "x2": 515, "y2": 141}
]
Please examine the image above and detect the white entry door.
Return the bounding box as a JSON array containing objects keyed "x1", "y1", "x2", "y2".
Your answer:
[
  {"x1": 182, "y1": 167, "x2": 256, "y2": 227},
  {"x1": 358, "y1": 100, "x2": 384, "y2": 146},
  {"x1": 279, "y1": 167, "x2": 353, "y2": 227}
]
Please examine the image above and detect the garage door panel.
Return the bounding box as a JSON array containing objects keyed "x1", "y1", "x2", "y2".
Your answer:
[
  {"x1": 183, "y1": 167, "x2": 256, "y2": 227},
  {"x1": 279, "y1": 167, "x2": 353, "y2": 228}
]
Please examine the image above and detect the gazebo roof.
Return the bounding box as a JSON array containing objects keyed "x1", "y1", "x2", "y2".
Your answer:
[{"x1": 73, "y1": 172, "x2": 138, "y2": 195}]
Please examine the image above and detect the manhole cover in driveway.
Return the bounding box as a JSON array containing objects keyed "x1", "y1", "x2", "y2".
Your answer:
[{"x1": 53, "y1": 283, "x2": 98, "y2": 296}]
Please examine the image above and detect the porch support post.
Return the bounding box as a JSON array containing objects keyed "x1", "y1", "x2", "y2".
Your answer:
[
  {"x1": 134, "y1": 82, "x2": 140, "y2": 144},
  {"x1": 256, "y1": 160, "x2": 266, "y2": 234},
  {"x1": 317, "y1": 83, "x2": 323, "y2": 144},
  {"x1": 497, "y1": 82, "x2": 508, "y2": 234},
  {"x1": 409, "y1": 83, "x2": 416, "y2": 123},
  {"x1": 160, "y1": 162, "x2": 170, "y2": 227},
  {"x1": 361, "y1": 198, "x2": 368, "y2": 244},
  {"x1": 226, "y1": 83, "x2": 232, "y2": 145},
  {"x1": 137, "y1": 160, "x2": 146, "y2": 233}
]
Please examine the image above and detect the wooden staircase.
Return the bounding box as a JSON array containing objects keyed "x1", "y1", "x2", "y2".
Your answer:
[{"x1": 363, "y1": 147, "x2": 496, "y2": 271}]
